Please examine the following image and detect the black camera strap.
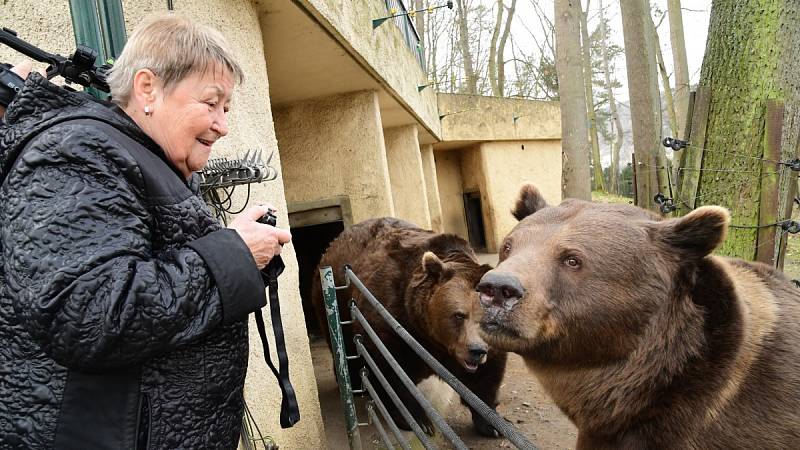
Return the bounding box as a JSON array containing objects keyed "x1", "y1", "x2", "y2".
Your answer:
[{"x1": 256, "y1": 255, "x2": 300, "y2": 428}]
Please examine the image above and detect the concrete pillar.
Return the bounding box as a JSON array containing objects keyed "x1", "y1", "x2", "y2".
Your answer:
[
  {"x1": 420, "y1": 144, "x2": 444, "y2": 232},
  {"x1": 273, "y1": 90, "x2": 395, "y2": 223},
  {"x1": 383, "y1": 125, "x2": 432, "y2": 228}
]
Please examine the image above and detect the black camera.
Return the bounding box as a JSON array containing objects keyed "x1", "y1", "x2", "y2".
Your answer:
[
  {"x1": 257, "y1": 208, "x2": 278, "y2": 227},
  {"x1": 0, "y1": 27, "x2": 111, "y2": 108}
]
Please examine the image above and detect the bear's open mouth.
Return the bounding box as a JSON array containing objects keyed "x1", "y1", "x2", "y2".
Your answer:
[{"x1": 463, "y1": 360, "x2": 480, "y2": 373}]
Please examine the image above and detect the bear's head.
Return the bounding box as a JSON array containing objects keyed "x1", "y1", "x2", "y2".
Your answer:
[
  {"x1": 477, "y1": 184, "x2": 730, "y2": 363},
  {"x1": 411, "y1": 250, "x2": 494, "y2": 373}
]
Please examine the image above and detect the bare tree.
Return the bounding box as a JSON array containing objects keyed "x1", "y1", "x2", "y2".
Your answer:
[
  {"x1": 667, "y1": 0, "x2": 690, "y2": 139},
  {"x1": 579, "y1": 0, "x2": 605, "y2": 192},
  {"x1": 598, "y1": 0, "x2": 624, "y2": 194},
  {"x1": 620, "y1": 0, "x2": 666, "y2": 209},
  {"x1": 649, "y1": 10, "x2": 684, "y2": 186},
  {"x1": 427, "y1": 0, "x2": 553, "y2": 100},
  {"x1": 555, "y1": 0, "x2": 591, "y2": 200},
  {"x1": 651, "y1": 11, "x2": 678, "y2": 139},
  {"x1": 517, "y1": 1, "x2": 559, "y2": 99},
  {"x1": 455, "y1": 0, "x2": 478, "y2": 93},
  {"x1": 496, "y1": 0, "x2": 517, "y2": 95}
]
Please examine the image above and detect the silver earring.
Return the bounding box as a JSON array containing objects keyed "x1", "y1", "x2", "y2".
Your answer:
[{"x1": 144, "y1": 105, "x2": 152, "y2": 116}]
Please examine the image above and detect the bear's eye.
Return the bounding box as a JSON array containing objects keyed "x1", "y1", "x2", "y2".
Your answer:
[
  {"x1": 502, "y1": 241, "x2": 512, "y2": 256},
  {"x1": 564, "y1": 256, "x2": 581, "y2": 268},
  {"x1": 452, "y1": 312, "x2": 466, "y2": 323}
]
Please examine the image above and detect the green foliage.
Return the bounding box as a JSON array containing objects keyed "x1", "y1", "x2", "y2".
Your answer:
[
  {"x1": 538, "y1": 56, "x2": 559, "y2": 100},
  {"x1": 603, "y1": 163, "x2": 635, "y2": 197}
]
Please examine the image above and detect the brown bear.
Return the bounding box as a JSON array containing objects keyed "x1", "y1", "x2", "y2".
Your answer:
[
  {"x1": 476, "y1": 184, "x2": 800, "y2": 449},
  {"x1": 310, "y1": 217, "x2": 507, "y2": 437}
]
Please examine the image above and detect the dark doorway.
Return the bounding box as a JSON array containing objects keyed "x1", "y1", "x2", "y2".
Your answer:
[
  {"x1": 463, "y1": 191, "x2": 487, "y2": 251},
  {"x1": 291, "y1": 221, "x2": 345, "y2": 338}
]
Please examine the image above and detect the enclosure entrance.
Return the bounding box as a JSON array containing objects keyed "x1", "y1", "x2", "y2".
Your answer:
[
  {"x1": 288, "y1": 197, "x2": 352, "y2": 337},
  {"x1": 463, "y1": 191, "x2": 487, "y2": 251}
]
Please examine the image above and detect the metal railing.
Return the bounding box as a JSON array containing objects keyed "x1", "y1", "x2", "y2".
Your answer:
[
  {"x1": 382, "y1": 0, "x2": 426, "y2": 71},
  {"x1": 318, "y1": 265, "x2": 538, "y2": 450}
]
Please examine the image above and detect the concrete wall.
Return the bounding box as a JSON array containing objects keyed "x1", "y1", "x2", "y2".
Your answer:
[
  {"x1": 460, "y1": 146, "x2": 497, "y2": 252},
  {"x1": 273, "y1": 90, "x2": 395, "y2": 223},
  {"x1": 384, "y1": 125, "x2": 431, "y2": 228},
  {"x1": 0, "y1": 2, "x2": 76, "y2": 76},
  {"x1": 479, "y1": 140, "x2": 563, "y2": 250},
  {"x1": 437, "y1": 93, "x2": 561, "y2": 142},
  {"x1": 420, "y1": 144, "x2": 444, "y2": 232},
  {"x1": 296, "y1": 0, "x2": 441, "y2": 139},
  {"x1": 433, "y1": 94, "x2": 562, "y2": 253},
  {"x1": 5, "y1": 2, "x2": 326, "y2": 447},
  {"x1": 434, "y1": 151, "x2": 469, "y2": 240},
  {"x1": 435, "y1": 140, "x2": 562, "y2": 253}
]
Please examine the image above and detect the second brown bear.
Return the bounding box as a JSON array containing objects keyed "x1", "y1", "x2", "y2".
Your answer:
[{"x1": 311, "y1": 217, "x2": 507, "y2": 437}]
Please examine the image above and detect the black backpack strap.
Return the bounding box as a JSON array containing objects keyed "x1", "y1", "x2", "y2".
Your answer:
[{"x1": 256, "y1": 255, "x2": 300, "y2": 428}]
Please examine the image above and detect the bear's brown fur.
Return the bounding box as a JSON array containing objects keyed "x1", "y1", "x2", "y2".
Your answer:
[
  {"x1": 477, "y1": 184, "x2": 800, "y2": 449},
  {"x1": 311, "y1": 217, "x2": 507, "y2": 437}
]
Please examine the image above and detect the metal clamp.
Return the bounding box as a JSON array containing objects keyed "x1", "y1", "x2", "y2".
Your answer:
[
  {"x1": 653, "y1": 193, "x2": 677, "y2": 214},
  {"x1": 662, "y1": 137, "x2": 688, "y2": 151},
  {"x1": 781, "y1": 220, "x2": 800, "y2": 234}
]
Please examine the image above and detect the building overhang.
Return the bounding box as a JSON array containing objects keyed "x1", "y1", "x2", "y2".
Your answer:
[{"x1": 256, "y1": 0, "x2": 441, "y2": 144}]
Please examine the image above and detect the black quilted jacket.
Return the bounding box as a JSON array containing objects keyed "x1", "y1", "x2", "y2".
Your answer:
[{"x1": 0, "y1": 74, "x2": 266, "y2": 450}]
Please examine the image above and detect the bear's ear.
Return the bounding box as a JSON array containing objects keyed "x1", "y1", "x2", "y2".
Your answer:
[
  {"x1": 653, "y1": 206, "x2": 730, "y2": 258},
  {"x1": 512, "y1": 184, "x2": 548, "y2": 221},
  {"x1": 422, "y1": 251, "x2": 454, "y2": 282}
]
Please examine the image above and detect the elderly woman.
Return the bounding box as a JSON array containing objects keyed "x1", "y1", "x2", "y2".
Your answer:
[{"x1": 0, "y1": 14, "x2": 289, "y2": 450}]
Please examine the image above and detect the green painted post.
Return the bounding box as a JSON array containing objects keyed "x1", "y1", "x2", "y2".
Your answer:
[
  {"x1": 319, "y1": 266, "x2": 362, "y2": 450},
  {"x1": 68, "y1": 0, "x2": 127, "y2": 99}
]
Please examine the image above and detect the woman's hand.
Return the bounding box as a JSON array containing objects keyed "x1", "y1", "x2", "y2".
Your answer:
[
  {"x1": 229, "y1": 205, "x2": 292, "y2": 269},
  {"x1": 0, "y1": 61, "x2": 45, "y2": 117}
]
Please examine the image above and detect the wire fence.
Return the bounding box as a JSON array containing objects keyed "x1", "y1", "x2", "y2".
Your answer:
[
  {"x1": 628, "y1": 119, "x2": 800, "y2": 281},
  {"x1": 318, "y1": 265, "x2": 539, "y2": 450}
]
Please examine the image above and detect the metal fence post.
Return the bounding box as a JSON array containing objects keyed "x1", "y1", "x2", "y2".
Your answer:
[{"x1": 319, "y1": 266, "x2": 362, "y2": 450}]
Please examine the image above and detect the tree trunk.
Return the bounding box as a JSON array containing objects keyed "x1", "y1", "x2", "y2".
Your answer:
[
  {"x1": 667, "y1": 0, "x2": 690, "y2": 181},
  {"x1": 555, "y1": 0, "x2": 592, "y2": 200},
  {"x1": 599, "y1": 0, "x2": 623, "y2": 194},
  {"x1": 648, "y1": 13, "x2": 677, "y2": 198},
  {"x1": 496, "y1": 0, "x2": 517, "y2": 96},
  {"x1": 691, "y1": 0, "x2": 800, "y2": 260},
  {"x1": 455, "y1": 0, "x2": 477, "y2": 94},
  {"x1": 579, "y1": 0, "x2": 605, "y2": 192},
  {"x1": 488, "y1": 0, "x2": 503, "y2": 96},
  {"x1": 667, "y1": 0, "x2": 690, "y2": 140},
  {"x1": 620, "y1": 0, "x2": 663, "y2": 209}
]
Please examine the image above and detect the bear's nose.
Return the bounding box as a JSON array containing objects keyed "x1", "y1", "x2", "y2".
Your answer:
[
  {"x1": 477, "y1": 271, "x2": 525, "y2": 310},
  {"x1": 468, "y1": 344, "x2": 488, "y2": 360}
]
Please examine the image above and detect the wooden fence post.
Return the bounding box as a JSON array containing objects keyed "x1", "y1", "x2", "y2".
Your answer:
[
  {"x1": 756, "y1": 100, "x2": 784, "y2": 265},
  {"x1": 677, "y1": 86, "x2": 711, "y2": 213},
  {"x1": 673, "y1": 90, "x2": 696, "y2": 196},
  {"x1": 631, "y1": 154, "x2": 638, "y2": 206},
  {"x1": 774, "y1": 103, "x2": 800, "y2": 270}
]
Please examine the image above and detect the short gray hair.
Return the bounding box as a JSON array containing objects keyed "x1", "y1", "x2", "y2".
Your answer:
[{"x1": 107, "y1": 13, "x2": 244, "y2": 106}]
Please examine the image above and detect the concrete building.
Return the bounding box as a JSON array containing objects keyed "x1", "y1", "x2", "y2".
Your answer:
[
  {"x1": 434, "y1": 93, "x2": 562, "y2": 252},
  {"x1": 2, "y1": 1, "x2": 561, "y2": 448}
]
